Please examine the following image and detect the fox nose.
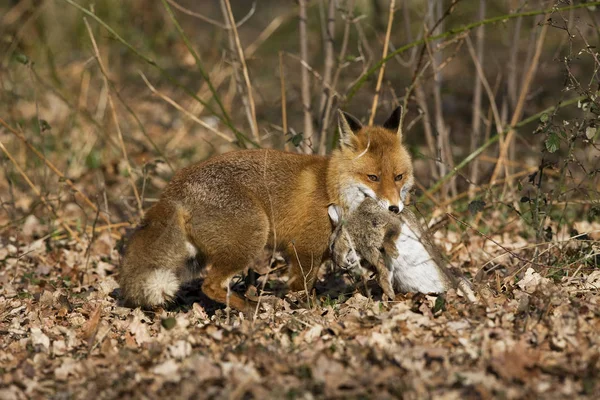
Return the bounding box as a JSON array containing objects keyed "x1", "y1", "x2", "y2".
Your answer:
[{"x1": 389, "y1": 205, "x2": 400, "y2": 214}]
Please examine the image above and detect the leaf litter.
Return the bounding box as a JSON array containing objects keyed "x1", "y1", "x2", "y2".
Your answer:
[{"x1": 1, "y1": 213, "x2": 600, "y2": 399}]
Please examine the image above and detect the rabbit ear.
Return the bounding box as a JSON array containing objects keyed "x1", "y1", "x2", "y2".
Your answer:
[{"x1": 327, "y1": 204, "x2": 343, "y2": 226}]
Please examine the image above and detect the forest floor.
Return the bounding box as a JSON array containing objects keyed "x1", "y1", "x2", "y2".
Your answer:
[{"x1": 1, "y1": 213, "x2": 600, "y2": 399}]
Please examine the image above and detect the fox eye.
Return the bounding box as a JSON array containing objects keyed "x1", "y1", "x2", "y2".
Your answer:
[
  {"x1": 367, "y1": 174, "x2": 379, "y2": 182},
  {"x1": 395, "y1": 174, "x2": 403, "y2": 182}
]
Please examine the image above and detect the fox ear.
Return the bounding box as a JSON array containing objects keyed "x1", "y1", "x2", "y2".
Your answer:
[
  {"x1": 327, "y1": 204, "x2": 343, "y2": 226},
  {"x1": 337, "y1": 110, "x2": 362, "y2": 148},
  {"x1": 383, "y1": 106, "x2": 403, "y2": 138}
]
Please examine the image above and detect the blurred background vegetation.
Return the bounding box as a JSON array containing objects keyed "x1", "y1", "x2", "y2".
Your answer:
[{"x1": 1, "y1": 0, "x2": 599, "y2": 254}]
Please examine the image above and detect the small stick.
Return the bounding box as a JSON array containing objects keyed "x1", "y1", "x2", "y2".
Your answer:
[
  {"x1": 165, "y1": 0, "x2": 256, "y2": 29},
  {"x1": 0, "y1": 117, "x2": 111, "y2": 225},
  {"x1": 139, "y1": 72, "x2": 234, "y2": 144},
  {"x1": 223, "y1": 0, "x2": 260, "y2": 143},
  {"x1": 468, "y1": 0, "x2": 486, "y2": 199},
  {"x1": 316, "y1": 0, "x2": 335, "y2": 152},
  {"x1": 0, "y1": 141, "x2": 78, "y2": 239},
  {"x1": 298, "y1": 0, "x2": 313, "y2": 153},
  {"x1": 84, "y1": 19, "x2": 142, "y2": 215},
  {"x1": 446, "y1": 213, "x2": 550, "y2": 269},
  {"x1": 368, "y1": 0, "x2": 396, "y2": 126},
  {"x1": 489, "y1": 11, "x2": 550, "y2": 188},
  {"x1": 284, "y1": 53, "x2": 343, "y2": 99},
  {"x1": 279, "y1": 52, "x2": 289, "y2": 151}
]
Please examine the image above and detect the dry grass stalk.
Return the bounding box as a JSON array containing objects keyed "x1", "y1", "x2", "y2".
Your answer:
[
  {"x1": 0, "y1": 141, "x2": 78, "y2": 239},
  {"x1": 425, "y1": 0, "x2": 454, "y2": 198},
  {"x1": 138, "y1": 72, "x2": 234, "y2": 145},
  {"x1": 316, "y1": 0, "x2": 336, "y2": 152},
  {"x1": 279, "y1": 51, "x2": 289, "y2": 152},
  {"x1": 0, "y1": 117, "x2": 111, "y2": 225},
  {"x1": 318, "y1": 0, "x2": 356, "y2": 155},
  {"x1": 84, "y1": 19, "x2": 142, "y2": 215},
  {"x1": 368, "y1": 0, "x2": 396, "y2": 126},
  {"x1": 222, "y1": 0, "x2": 260, "y2": 143},
  {"x1": 441, "y1": 167, "x2": 540, "y2": 208},
  {"x1": 298, "y1": 0, "x2": 313, "y2": 153},
  {"x1": 489, "y1": 14, "x2": 550, "y2": 188},
  {"x1": 170, "y1": 10, "x2": 291, "y2": 145},
  {"x1": 468, "y1": 0, "x2": 486, "y2": 199},
  {"x1": 165, "y1": 0, "x2": 256, "y2": 29}
]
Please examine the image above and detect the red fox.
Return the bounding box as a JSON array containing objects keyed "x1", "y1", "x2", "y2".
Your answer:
[{"x1": 118, "y1": 107, "x2": 414, "y2": 313}]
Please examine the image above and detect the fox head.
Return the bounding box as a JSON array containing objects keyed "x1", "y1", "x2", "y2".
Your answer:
[{"x1": 328, "y1": 107, "x2": 414, "y2": 214}]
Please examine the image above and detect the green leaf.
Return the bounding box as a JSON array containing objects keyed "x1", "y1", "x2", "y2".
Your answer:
[
  {"x1": 85, "y1": 150, "x2": 102, "y2": 170},
  {"x1": 161, "y1": 317, "x2": 177, "y2": 330},
  {"x1": 14, "y1": 53, "x2": 29, "y2": 65},
  {"x1": 468, "y1": 199, "x2": 486, "y2": 214},
  {"x1": 289, "y1": 132, "x2": 304, "y2": 147},
  {"x1": 433, "y1": 295, "x2": 446, "y2": 313},
  {"x1": 39, "y1": 119, "x2": 52, "y2": 132},
  {"x1": 540, "y1": 113, "x2": 549, "y2": 123},
  {"x1": 545, "y1": 133, "x2": 560, "y2": 153}
]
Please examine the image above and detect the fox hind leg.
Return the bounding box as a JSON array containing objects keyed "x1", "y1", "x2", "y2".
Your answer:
[{"x1": 188, "y1": 199, "x2": 270, "y2": 314}]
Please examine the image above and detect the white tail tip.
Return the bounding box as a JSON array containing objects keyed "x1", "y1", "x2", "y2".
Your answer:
[{"x1": 143, "y1": 269, "x2": 180, "y2": 306}]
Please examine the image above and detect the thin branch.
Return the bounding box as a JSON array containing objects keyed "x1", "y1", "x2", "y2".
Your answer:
[
  {"x1": 465, "y1": 36, "x2": 503, "y2": 133},
  {"x1": 489, "y1": 13, "x2": 550, "y2": 187},
  {"x1": 165, "y1": 0, "x2": 227, "y2": 28},
  {"x1": 279, "y1": 51, "x2": 289, "y2": 151},
  {"x1": 84, "y1": 18, "x2": 142, "y2": 215},
  {"x1": 0, "y1": 141, "x2": 77, "y2": 239},
  {"x1": 316, "y1": 0, "x2": 336, "y2": 152},
  {"x1": 222, "y1": 0, "x2": 260, "y2": 143},
  {"x1": 345, "y1": 1, "x2": 600, "y2": 102},
  {"x1": 299, "y1": 0, "x2": 313, "y2": 153},
  {"x1": 0, "y1": 117, "x2": 111, "y2": 225},
  {"x1": 468, "y1": 0, "x2": 486, "y2": 198},
  {"x1": 165, "y1": 0, "x2": 256, "y2": 29},
  {"x1": 368, "y1": 0, "x2": 396, "y2": 126},
  {"x1": 319, "y1": 0, "x2": 355, "y2": 155},
  {"x1": 421, "y1": 94, "x2": 587, "y2": 201},
  {"x1": 139, "y1": 72, "x2": 235, "y2": 144},
  {"x1": 446, "y1": 213, "x2": 551, "y2": 269},
  {"x1": 63, "y1": 0, "x2": 256, "y2": 147}
]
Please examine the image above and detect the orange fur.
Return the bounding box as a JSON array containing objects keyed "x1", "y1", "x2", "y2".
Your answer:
[{"x1": 118, "y1": 108, "x2": 414, "y2": 313}]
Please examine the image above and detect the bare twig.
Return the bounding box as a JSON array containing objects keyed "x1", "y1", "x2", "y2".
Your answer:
[
  {"x1": 222, "y1": 0, "x2": 260, "y2": 143},
  {"x1": 298, "y1": 0, "x2": 313, "y2": 153},
  {"x1": 316, "y1": 0, "x2": 336, "y2": 153},
  {"x1": 0, "y1": 118, "x2": 111, "y2": 225},
  {"x1": 422, "y1": 93, "x2": 587, "y2": 201},
  {"x1": 285, "y1": 53, "x2": 343, "y2": 99},
  {"x1": 346, "y1": 1, "x2": 600, "y2": 102},
  {"x1": 0, "y1": 141, "x2": 77, "y2": 239},
  {"x1": 446, "y1": 213, "x2": 550, "y2": 269},
  {"x1": 426, "y1": 0, "x2": 455, "y2": 198},
  {"x1": 368, "y1": 0, "x2": 396, "y2": 126},
  {"x1": 279, "y1": 52, "x2": 289, "y2": 151},
  {"x1": 139, "y1": 72, "x2": 234, "y2": 144},
  {"x1": 319, "y1": 0, "x2": 355, "y2": 155},
  {"x1": 489, "y1": 12, "x2": 550, "y2": 188},
  {"x1": 468, "y1": 0, "x2": 486, "y2": 198},
  {"x1": 84, "y1": 19, "x2": 142, "y2": 215},
  {"x1": 165, "y1": 0, "x2": 256, "y2": 29}
]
